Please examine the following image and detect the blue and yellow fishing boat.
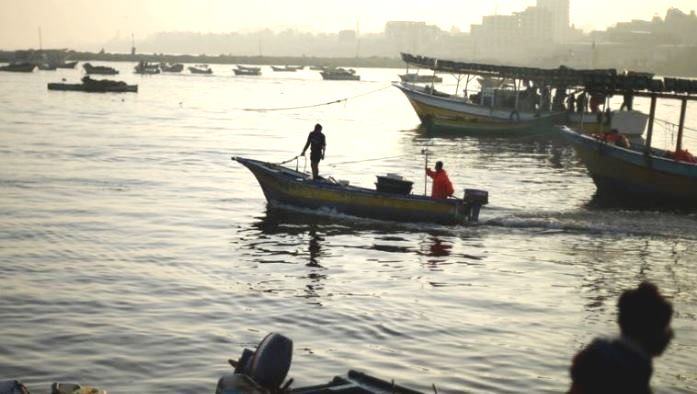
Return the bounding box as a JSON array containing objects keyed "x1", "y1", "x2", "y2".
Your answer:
[
  {"x1": 559, "y1": 77, "x2": 697, "y2": 207},
  {"x1": 560, "y1": 126, "x2": 697, "y2": 206},
  {"x1": 233, "y1": 157, "x2": 488, "y2": 224}
]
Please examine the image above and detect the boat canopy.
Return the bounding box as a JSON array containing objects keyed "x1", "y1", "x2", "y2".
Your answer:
[{"x1": 401, "y1": 52, "x2": 697, "y2": 97}]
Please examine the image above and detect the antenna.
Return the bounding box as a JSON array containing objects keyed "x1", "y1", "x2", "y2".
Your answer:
[
  {"x1": 38, "y1": 26, "x2": 43, "y2": 50},
  {"x1": 131, "y1": 33, "x2": 136, "y2": 55},
  {"x1": 355, "y1": 19, "x2": 360, "y2": 58}
]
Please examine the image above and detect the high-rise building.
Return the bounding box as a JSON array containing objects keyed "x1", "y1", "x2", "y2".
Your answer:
[{"x1": 537, "y1": 0, "x2": 570, "y2": 42}]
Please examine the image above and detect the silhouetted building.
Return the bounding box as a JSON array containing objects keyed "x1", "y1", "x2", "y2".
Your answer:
[{"x1": 537, "y1": 0, "x2": 570, "y2": 42}]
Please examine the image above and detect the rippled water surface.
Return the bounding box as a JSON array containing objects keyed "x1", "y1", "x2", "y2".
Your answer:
[{"x1": 1, "y1": 64, "x2": 697, "y2": 393}]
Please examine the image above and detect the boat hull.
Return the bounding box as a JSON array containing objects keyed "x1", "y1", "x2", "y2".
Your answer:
[
  {"x1": 394, "y1": 83, "x2": 563, "y2": 134},
  {"x1": 47, "y1": 83, "x2": 138, "y2": 93},
  {"x1": 559, "y1": 126, "x2": 697, "y2": 206},
  {"x1": 235, "y1": 157, "x2": 483, "y2": 224}
]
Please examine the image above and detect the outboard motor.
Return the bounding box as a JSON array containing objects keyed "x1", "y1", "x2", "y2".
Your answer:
[
  {"x1": 217, "y1": 333, "x2": 293, "y2": 394},
  {"x1": 0, "y1": 380, "x2": 29, "y2": 394},
  {"x1": 464, "y1": 189, "x2": 489, "y2": 222}
]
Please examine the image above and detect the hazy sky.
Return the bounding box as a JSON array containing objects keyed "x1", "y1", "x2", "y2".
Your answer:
[{"x1": 1, "y1": 0, "x2": 696, "y2": 50}]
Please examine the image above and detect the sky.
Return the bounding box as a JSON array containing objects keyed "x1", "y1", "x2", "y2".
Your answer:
[{"x1": 1, "y1": 0, "x2": 696, "y2": 50}]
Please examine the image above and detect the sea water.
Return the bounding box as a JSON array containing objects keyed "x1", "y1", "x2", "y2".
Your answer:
[{"x1": 1, "y1": 64, "x2": 696, "y2": 393}]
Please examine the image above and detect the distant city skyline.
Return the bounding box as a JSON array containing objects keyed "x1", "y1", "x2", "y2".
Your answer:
[{"x1": 1, "y1": 0, "x2": 696, "y2": 50}]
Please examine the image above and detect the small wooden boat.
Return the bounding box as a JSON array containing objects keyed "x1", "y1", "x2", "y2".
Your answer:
[
  {"x1": 83, "y1": 62, "x2": 119, "y2": 75},
  {"x1": 0, "y1": 62, "x2": 36, "y2": 72},
  {"x1": 233, "y1": 157, "x2": 487, "y2": 224},
  {"x1": 55, "y1": 60, "x2": 78, "y2": 69},
  {"x1": 48, "y1": 76, "x2": 137, "y2": 93},
  {"x1": 189, "y1": 64, "x2": 212, "y2": 74},
  {"x1": 320, "y1": 68, "x2": 360, "y2": 81},
  {"x1": 399, "y1": 73, "x2": 442, "y2": 83},
  {"x1": 233, "y1": 65, "x2": 262, "y2": 76},
  {"x1": 271, "y1": 65, "x2": 302, "y2": 72},
  {"x1": 160, "y1": 62, "x2": 184, "y2": 72}
]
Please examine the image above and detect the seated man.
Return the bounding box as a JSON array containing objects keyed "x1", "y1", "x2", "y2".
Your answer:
[{"x1": 425, "y1": 161, "x2": 454, "y2": 199}]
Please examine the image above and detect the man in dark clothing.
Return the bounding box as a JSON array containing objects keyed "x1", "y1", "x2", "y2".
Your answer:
[
  {"x1": 568, "y1": 282, "x2": 674, "y2": 394},
  {"x1": 301, "y1": 123, "x2": 326, "y2": 180}
]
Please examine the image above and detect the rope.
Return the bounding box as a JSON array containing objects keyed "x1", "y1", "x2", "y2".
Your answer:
[
  {"x1": 655, "y1": 117, "x2": 697, "y2": 134},
  {"x1": 278, "y1": 155, "x2": 299, "y2": 165},
  {"x1": 327, "y1": 154, "x2": 410, "y2": 167},
  {"x1": 238, "y1": 84, "x2": 393, "y2": 112}
]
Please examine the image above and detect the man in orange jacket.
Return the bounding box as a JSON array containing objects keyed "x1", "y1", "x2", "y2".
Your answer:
[{"x1": 425, "y1": 161, "x2": 455, "y2": 199}]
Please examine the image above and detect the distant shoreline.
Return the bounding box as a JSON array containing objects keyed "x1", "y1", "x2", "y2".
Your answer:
[{"x1": 0, "y1": 50, "x2": 405, "y2": 69}]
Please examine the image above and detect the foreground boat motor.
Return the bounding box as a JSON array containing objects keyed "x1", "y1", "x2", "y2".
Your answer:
[
  {"x1": 464, "y1": 189, "x2": 489, "y2": 222},
  {"x1": 218, "y1": 333, "x2": 293, "y2": 393},
  {"x1": 0, "y1": 380, "x2": 29, "y2": 394}
]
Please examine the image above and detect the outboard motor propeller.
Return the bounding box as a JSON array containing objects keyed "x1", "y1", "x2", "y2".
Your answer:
[{"x1": 218, "y1": 333, "x2": 293, "y2": 393}]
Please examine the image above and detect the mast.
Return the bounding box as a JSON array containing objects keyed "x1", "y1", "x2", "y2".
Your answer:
[
  {"x1": 38, "y1": 27, "x2": 43, "y2": 50},
  {"x1": 676, "y1": 99, "x2": 688, "y2": 152},
  {"x1": 644, "y1": 95, "x2": 658, "y2": 155}
]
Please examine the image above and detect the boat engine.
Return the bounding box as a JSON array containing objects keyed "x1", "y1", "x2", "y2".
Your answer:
[
  {"x1": 217, "y1": 333, "x2": 293, "y2": 393},
  {"x1": 464, "y1": 189, "x2": 489, "y2": 222}
]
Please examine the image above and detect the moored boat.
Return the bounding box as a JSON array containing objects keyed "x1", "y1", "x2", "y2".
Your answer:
[
  {"x1": 399, "y1": 73, "x2": 442, "y2": 83},
  {"x1": 234, "y1": 65, "x2": 262, "y2": 76},
  {"x1": 396, "y1": 53, "x2": 637, "y2": 135},
  {"x1": 0, "y1": 62, "x2": 36, "y2": 72},
  {"x1": 395, "y1": 82, "x2": 566, "y2": 134},
  {"x1": 233, "y1": 156, "x2": 488, "y2": 225},
  {"x1": 320, "y1": 67, "x2": 359, "y2": 81},
  {"x1": 134, "y1": 61, "x2": 160, "y2": 74},
  {"x1": 559, "y1": 76, "x2": 697, "y2": 208},
  {"x1": 48, "y1": 76, "x2": 137, "y2": 93},
  {"x1": 55, "y1": 60, "x2": 78, "y2": 69},
  {"x1": 271, "y1": 65, "x2": 302, "y2": 72},
  {"x1": 189, "y1": 64, "x2": 213, "y2": 74},
  {"x1": 160, "y1": 62, "x2": 184, "y2": 72},
  {"x1": 83, "y1": 62, "x2": 119, "y2": 75}
]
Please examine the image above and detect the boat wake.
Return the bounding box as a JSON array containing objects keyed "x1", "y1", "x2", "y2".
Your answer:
[{"x1": 484, "y1": 209, "x2": 697, "y2": 240}]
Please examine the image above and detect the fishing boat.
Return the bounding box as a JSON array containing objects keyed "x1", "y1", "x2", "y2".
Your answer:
[
  {"x1": 160, "y1": 62, "x2": 184, "y2": 72},
  {"x1": 395, "y1": 82, "x2": 566, "y2": 134},
  {"x1": 83, "y1": 62, "x2": 119, "y2": 75},
  {"x1": 233, "y1": 65, "x2": 262, "y2": 76},
  {"x1": 48, "y1": 76, "x2": 137, "y2": 93},
  {"x1": 560, "y1": 75, "x2": 697, "y2": 207},
  {"x1": 399, "y1": 73, "x2": 442, "y2": 83},
  {"x1": 189, "y1": 64, "x2": 212, "y2": 74},
  {"x1": 233, "y1": 156, "x2": 488, "y2": 224},
  {"x1": 0, "y1": 62, "x2": 36, "y2": 72},
  {"x1": 396, "y1": 53, "x2": 630, "y2": 135},
  {"x1": 320, "y1": 67, "x2": 359, "y2": 81},
  {"x1": 134, "y1": 61, "x2": 160, "y2": 74}
]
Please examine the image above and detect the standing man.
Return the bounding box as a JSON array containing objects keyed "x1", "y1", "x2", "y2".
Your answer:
[
  {"x1": 425, "y1": 161, "x2": 454, "y2": 199},
  {"x1": 301, "y1": 123, "x2": 326, "y2": 180}
]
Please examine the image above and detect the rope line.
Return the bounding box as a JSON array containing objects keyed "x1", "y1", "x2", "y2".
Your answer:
[
  {"x1": 238, "y1": 84, "x2": 393, "y2": 112},
  {"x1": 327, "y1": 154, "x2": 411, "y2": 167}
]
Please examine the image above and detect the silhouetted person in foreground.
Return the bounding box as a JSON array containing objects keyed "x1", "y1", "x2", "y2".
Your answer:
[
  {"x1": 301, "y1": 123, "x2": 326, "y2": 180},
  {"x1": 425, "y1": 161, "x2": 454, "y2": 199},
  {"x1": 568, "y1": 282, "x2": 674, "y2": 394}
]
